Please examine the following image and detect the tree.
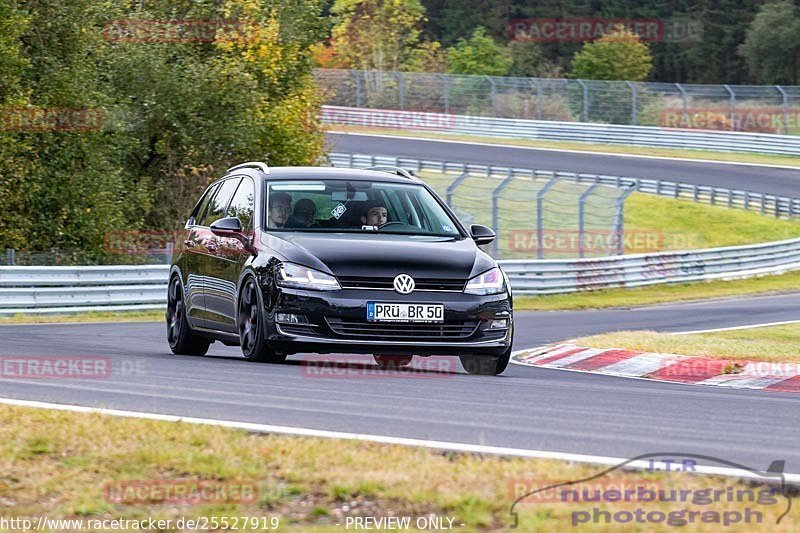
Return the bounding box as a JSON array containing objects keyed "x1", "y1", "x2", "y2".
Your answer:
[
  {"x1": 570, "y1": 26, "x2": 653, "y2": 81},
  {"x1": 329, "y1": 0, "x2": 438, "y2": 72},
  {"x1": 739, "y1": 0, "x2": 800, "y2": 84},
  {"x1": 507, "y1": 41, "x2": 562, "y2": 78},
  {"x1": 0, "y1": 0, "x2": 328, "y2": 259},
  {"x1": 446, "y1": 26, "x2": 511, "y2": 76}
]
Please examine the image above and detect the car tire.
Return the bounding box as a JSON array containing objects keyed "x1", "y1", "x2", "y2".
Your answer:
[
  {"x1": 460, "y1": 346, "x2": 511, "y2": 376},
  {"x1": 167, "y1": 276, "x2": 211, "y2": 356},
  {"x1": 373, "y1": 355, "x2": 413, "y2": 369},
  {"x1": 237, "y1": 277, "x2": 287, "y2": 364}
]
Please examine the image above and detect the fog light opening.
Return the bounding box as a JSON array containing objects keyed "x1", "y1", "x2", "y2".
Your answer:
[
  {"x1": 276, "y1": 313, "x2": 309, "y2": 325},
  {"x1": 488, "y1": 318, "x2": 509, "y2": 329}
]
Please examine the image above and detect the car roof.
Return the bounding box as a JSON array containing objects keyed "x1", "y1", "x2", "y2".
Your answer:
[{"x1": 225, "y1": 166, "x2": 424, "y2": 185}]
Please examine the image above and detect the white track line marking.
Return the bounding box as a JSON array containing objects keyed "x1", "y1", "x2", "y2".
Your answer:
[
  {"x1": 670, "y1": 319, "x2": 800, "y2": 335},
  {"x1": 328, "y1": 131, "x2": 800, "y2": 170},
  {"x1": 2, "y1": 396, "x2": 799, "y2": 483}
]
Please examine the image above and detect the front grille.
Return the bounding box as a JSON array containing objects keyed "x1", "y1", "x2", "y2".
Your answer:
[
  {"x1": 338, "y1": 276, "x2": 465, "y2": 292},
  {"x1": 326, "y1": 317, "x2": 478, "y2": 340}
]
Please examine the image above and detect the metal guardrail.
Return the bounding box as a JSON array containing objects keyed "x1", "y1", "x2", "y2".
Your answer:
[
  {"x1": 329, "y1": 152, "x2": 800, "y2": 218},
  {"x1": 3, "y1": 236, "x2": 800, "y2": 314},
  {"x1": 502, "y1": 236, "x2": 800, "y2": 294},
  {"x1": 0, "y1": 265, "x2": 169, "y2": 315},
  {"x1": 321, "y1": 106, "x2": 800, "y2": 156}
]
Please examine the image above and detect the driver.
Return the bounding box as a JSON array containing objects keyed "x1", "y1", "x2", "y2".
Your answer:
[
  {"x1": 361, "y1": 201, "x2": 388, "y2": 227},
  {"x1": 267, "y1": 192, "x2": 292, "y2": 228}
]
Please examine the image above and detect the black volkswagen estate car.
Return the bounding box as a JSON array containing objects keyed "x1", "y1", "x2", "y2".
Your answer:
[{"x1": 167, "y1": 162, "x2": 513, "y2": 375}]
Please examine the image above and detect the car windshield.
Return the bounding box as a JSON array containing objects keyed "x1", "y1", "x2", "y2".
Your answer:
[{"x1": 265, "y1": 179, "x2": 462, "y2": 238}]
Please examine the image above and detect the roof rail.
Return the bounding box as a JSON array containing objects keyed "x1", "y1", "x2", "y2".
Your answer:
[
  {"x1": 227, "y1": 161, "x2": 270, "y2": 175},
  {"x1": 365, "y1": 165, "x2": 417, "y2": 179}
]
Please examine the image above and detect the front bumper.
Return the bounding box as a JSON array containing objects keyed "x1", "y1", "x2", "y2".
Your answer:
[{"x1": 264, "y1": 287, "x2": 513, "y2": 356}]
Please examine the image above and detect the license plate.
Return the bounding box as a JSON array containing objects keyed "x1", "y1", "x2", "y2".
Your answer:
[{"x1": 367, "y1": 302, "x2": 444, "y2": 323}]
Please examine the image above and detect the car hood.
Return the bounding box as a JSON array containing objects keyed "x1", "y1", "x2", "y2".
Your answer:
[{"x1": 265, "y1": 232, "x2": 494, "y2": 280}]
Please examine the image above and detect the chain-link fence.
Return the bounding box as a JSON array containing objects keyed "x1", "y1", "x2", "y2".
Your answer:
[
  {"x1": 329, "y1": 153, "x2": 633, "y2": 260},
  {"x1": 315, "y1": 69, "x2": 800, "y2": 135}
]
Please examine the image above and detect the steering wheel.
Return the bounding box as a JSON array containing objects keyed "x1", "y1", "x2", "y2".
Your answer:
[{"x1": 378, "y1": 221, "x2": 405, "y2": 229}]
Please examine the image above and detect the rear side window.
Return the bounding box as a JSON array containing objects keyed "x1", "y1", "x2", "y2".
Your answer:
[
  {"x1": 190, "y1": 182, "x2": 220, "y2": 226},
  {"x1": 197, "y1": 178, "x2": 241, "y2": 227},
  {"x1": 227, "y1": 177, "x2": 255, "y2": 231}
]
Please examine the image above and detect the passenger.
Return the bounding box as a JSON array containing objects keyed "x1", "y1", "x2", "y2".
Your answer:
[
  {"x1": 287, "y1": 198, "x2": 317, "y2": 227},
  {"x1": 267, "y1": 192, "x2": 292, "y2": 228},
  {"x1": 361, "y1": 201, "x2": 389, "y2": 227}
]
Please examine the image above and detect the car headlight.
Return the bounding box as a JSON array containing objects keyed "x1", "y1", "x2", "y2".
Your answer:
[
  {"x1": 464, "y1": 267, "x2": 506, "y2": 295},
  {"x1": 276, "y1": 262, "x2": 340, "y2": 291}
]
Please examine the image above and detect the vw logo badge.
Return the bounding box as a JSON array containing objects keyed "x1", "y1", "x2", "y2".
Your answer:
[{"x1": 393, "y1": 274, "x2": 415, "y2": 294}]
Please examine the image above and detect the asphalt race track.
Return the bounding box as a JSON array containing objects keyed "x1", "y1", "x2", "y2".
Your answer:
[
  {"x1": 326, "y1": 132, "x2": 800, "y2": 198},
  {"x1": 2, "y1": 292, "x2": 799, "y2": 474},
  {"x1": 3, "y1": 137, "x2": 799, "y2": 480}
]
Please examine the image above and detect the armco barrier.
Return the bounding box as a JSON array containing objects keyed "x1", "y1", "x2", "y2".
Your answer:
[
  {"x1": 2, "y1": 237, "x2": 800, "y2": 313},
  {"x1": 502, "y1": 236, "x2": 800, "y2": 294},
  {"x1": 0, "y1": 265, "x2": 169, "y2": 315},
  {"x1": 321, "y1": 105, "x2": 800, "y2": 157}
]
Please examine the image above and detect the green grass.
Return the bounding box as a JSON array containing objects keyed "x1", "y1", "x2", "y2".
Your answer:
[
  {"x1": 513, "y1": 270, "x2": 800, "y2": 311},
  {"x1": 2, "y1": 403, "x2": 796, "y2": 531},
  {"x1": 625, "y1": 193, "x2": 800, "y2": 251},
  {"x1": 418, "y1": 170, "x2": 800, "y2": 259},
  {"x1": 332, "y1": 125, "x2": 800, "y2": 168},
  {"x1": 0, "y1": 309, "x2": 164, "y2": 325},
  {"x1": 573, "y1": 323, "x2": 800, "y2": 363}
]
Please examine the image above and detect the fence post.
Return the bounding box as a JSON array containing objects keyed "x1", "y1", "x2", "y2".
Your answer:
[
  {"x1": 626, "y1": 81, "x2": 638, "y2": 125},
  {"x1": 613, "y1": 185, "x2": 636, "y2": 255},
  {"x1": 165, "y1": 241, "x2": 174, "y2": 264},
  {"x1": 536, "y1": 175, "x2": 560, "y2": 259},
  {"x1": 351, "y1": 70, "x2": 363, "y2": 107},
  {"x1": 536, "y1": 78, "x2": 544, "y2": 120},
  {"x1": 578, "y1": 183, "x2": 600, "y2": 258},
  {"x1": 675, "y1": 83, "x2": 688, "y2": 118},
  {"x1": 484, "y1": 75, "x2": 498, "y2": 117},
  {"x1": 445, "y1": 171, "x2": 470, "y2": 207},
  {"x1": 441, "y1": 74, "x2": 450, "y2": 114},
  {"x1": 576, "y1": 79, "x2": 589, "y2": 122},
  {"x1": 491, "y1": 171, "x2": 516, "y2": 258},
  {"x1": 776, "y1": 86, "x2": 789, "y2": 135},
  {"x1": 5, "y1": 248, "x2": 14, "y2": 266},
  {"x1": 724, "y1": 84, "x2": 735, "y2": 130},
  {"x1": 396, "y1": 72, "x2": 405, "y2": 110}
]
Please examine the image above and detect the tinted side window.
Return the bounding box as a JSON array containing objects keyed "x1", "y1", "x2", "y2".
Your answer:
[
  {"x1": 228, "y1": 177, "x2": 255, "y2": 231},
  {"x1": 198, "y1": 178, "x2": 241, "y2": 227},
  {"x1": 190, "y1": 182, "x2": 220, "y2": 226}
]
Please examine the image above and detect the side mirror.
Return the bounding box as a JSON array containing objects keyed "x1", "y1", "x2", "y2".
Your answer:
[
  {"x1": 210, "y1": 217, "x2": 256, "y2": 255},
  {"x1": 210, "y1": 216, "x2": 243, "y2": 235},
  {"x1": 470, "y1": 224, "x2": 495, "y2": 245}
]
